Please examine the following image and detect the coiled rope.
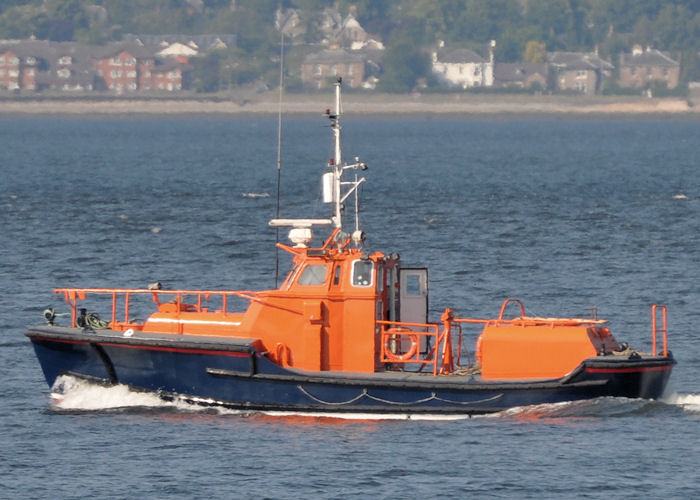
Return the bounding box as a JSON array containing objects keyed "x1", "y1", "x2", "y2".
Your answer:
[{"x1": 77, "y1": 310, "x2": 110, "y2": 330}]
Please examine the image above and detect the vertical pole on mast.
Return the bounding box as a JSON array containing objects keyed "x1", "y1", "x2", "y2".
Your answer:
[
  {"x1": 332, "y1": 78, "x2": 342, "y2": 229},
  {"x1": 274, "y1": 33, "x2": 284, "y2": 287}
]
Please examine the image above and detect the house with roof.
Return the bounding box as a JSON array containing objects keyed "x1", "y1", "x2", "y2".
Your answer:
[
  {"x1": 93, "y1": 42, "x2": 190, "y2": 93},
  {"x1": 0, "y1": 39, "x2": 192, "y2": 94},
  {"x1": 316, "y1": 7, "x2": 343, "y2": 46},
  {"x1": 276, "y1": 8, "x2": 306, "y2": 39},
  {"x1": 301, "y1": 49, "x2": 366, "y2": 89},
  {"x1": 0, "y1": 45, "x2": 37, "y2": 91},
  {"x1": 547, "y1": 51, "x2": 613, "y2": 95},
  {"x1": 337, "y1": 14, "x2": 368, "y2": 48},
  {"x1": 149, "y1": 59, "x2": 188, "y2": 91},
  {"x1": 49, "y1": 42, "x2": 95, "y2": 91},
  {"x1": 431, "y1": 46, "x2": 494, "y2": 89},
  {"x1": 0, "y1": 40, "x2": 96, "y2": 92},
  {"x1": 493, "y1": 62, "x2": 548, "y2": 90},
  {"x1": 93, "y1": 43, "x2": 156, "y2": 92},
  {"x1": 618, "y1": 46, "x2": 680, "y2": 90}
]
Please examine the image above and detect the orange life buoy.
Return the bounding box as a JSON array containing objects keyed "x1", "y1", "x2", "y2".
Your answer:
[{"x1": 383, "y1": 328, "x2": 419, "y2": 361}]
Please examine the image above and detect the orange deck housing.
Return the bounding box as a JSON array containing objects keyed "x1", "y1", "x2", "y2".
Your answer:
[
  {"x1": 479, "y1": 321, "x2": 619, "y2": 379},
  {"x1": 122, "y1": 242, "x2": 387, "y2": 374}
]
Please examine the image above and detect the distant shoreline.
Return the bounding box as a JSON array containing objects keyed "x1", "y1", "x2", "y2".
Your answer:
[{"x1": 0, "y1": 93, "x2": 698, "y2": 118}]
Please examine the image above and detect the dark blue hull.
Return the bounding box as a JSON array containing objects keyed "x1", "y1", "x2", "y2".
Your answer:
[{"x1": 27, "y1": 326, "x2": 675, "y2": 415}]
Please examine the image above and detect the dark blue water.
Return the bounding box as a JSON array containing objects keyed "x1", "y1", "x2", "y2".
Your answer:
[{"x1": 1, "y1": 115, "x2": 699, "y2": 498}]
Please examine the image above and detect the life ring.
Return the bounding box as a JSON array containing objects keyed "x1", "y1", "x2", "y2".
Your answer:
[{"x1": 383, "y1": 328, "x2": 419, "y2": 361}]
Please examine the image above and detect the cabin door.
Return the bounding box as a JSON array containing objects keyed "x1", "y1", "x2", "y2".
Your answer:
[
  {"x1": 399, "y1": 268, "x2": 429, "y2": 352},
  {"x1": 399, "y1": 268, "x2": 428, "y2": 324}
]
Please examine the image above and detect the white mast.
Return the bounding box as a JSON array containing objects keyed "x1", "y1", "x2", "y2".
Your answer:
[
  {"x1": 271, "y1": 77, "x2": 366, "y2": 248},
  {"x1": 329, "y1": 79, "x2": 343, "y2": 228},
  {"x1": 325, "y1": 78, "x2": 367, "y2": 237}
]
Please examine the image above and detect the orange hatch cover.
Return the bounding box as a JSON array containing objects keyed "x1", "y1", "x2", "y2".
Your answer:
[{"x1": 479, "y1": 320, "x2": 618, "y2": 380}]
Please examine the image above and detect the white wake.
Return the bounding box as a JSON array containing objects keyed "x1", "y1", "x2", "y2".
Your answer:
[
  {"x1": 50, "y1": 375, "x2": 204, "y2": 413},
  {"x1": 663, "y1": 392, "x2": 700, "y2": 413}
]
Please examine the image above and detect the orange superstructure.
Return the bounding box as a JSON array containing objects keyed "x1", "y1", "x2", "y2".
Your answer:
[{"x1": 92, "y1": 233, "x2": 398, "y2": 374}]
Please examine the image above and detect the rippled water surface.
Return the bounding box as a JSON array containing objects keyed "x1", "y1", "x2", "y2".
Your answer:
[{"x1": 1, "y1": 116, "x2": 699, "y2": 498}]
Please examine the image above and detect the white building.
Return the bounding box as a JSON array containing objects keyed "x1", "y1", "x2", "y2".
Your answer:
[{"x1": 432, "y1": 47, "x2": 494, "y2": 89}]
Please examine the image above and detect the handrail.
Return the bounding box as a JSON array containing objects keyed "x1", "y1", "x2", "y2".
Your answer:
[
  {"x1": 651, "y1": 304, "x2": 668, "y2": 356},
  {"x1": 377, "y1": 320, "x2": 441, "y2": 374},
  {"x1": 54, "y1": 288, "x2": 261, "y2": 328},
  {"x1": 377, "y1": 308, "x2": 462, "y2": 375},
  {"x1": 54, "y1": 287, "x2": 262, "y2": 296},
  {"x1": 498, "y1": 297, "x2": 526, "y2": 320}
]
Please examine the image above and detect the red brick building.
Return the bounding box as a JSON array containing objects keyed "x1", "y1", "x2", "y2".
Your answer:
[
  {"x1": 150, "y1": 60, "x2": 185, "y2": 91},
  {"x1": 0, "y1": 48, "x2": 37, "y2": 91},
  {"x1": 302, "y1": 49, "x2": 366, "y2": 89},
  {"x1": 0, "y1": 40, "x2": 190, "y2": 94},
  {"x1": 94, "y1": 45, "x2": 154, "y2": 92},
  {"x1": 93, "y1": 44, "x2": 188, "y2": 93}
]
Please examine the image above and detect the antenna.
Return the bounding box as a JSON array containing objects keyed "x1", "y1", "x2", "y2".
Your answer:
[{"x1": 274, "y1": 32, "x2": 284, "y2": 287}]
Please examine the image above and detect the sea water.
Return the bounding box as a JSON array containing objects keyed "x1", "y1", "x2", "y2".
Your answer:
[{"x1": 1, "y1": 116, "x2": 699, "y2": 498}]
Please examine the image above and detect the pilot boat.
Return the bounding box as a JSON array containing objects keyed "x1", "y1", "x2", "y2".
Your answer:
[{"x1": 27, "y1": 80, "x2": 675, "y2": 415}]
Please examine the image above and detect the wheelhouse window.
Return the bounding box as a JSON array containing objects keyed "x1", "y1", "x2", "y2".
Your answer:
[
  {"x1": 297, "y1": 264, "x2": 328, "y2": 286},
  {"x1": 375, "y1": 264, "x2": 384, "y2": 293},
  {"x1": 333, "y1": 265, "x2": 342, "y2": 286},
  {"x1": 352, "y1": 260, "x2": 374, "y2": 287}
]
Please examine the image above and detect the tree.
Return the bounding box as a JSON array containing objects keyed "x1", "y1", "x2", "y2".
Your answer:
[
  {"x1": 494, "y1": 33, "x2": 522, "y2": 63},
  {"x1": 450, "y1": 0, "x2": 521, "y2": 43},
  {"x1": 524, "y1": 40, "x2": 546, "y2": 63},
  {"x1": 631, "y1": 15, "x2": 654, "y2": 46},
  {"x1": 655, "y1": 4, "x2": 695, "y2": 50},
  {"x1": 42, "y1": 0, "x2": 89, "y2": 40},
  {"x1": 0, "y1": 5, "x2": 45, "y2": 39},
  {"x1": 379, "y1": 41, "x2": 430, "y2": 92},
  {"x1": 191, "y1": 50, "x2": 226, "y2": 92}
]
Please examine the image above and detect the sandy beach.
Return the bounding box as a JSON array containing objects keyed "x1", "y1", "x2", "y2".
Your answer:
[{"x1": 0, "y1": 93, "x2": 697, "y2": 117}]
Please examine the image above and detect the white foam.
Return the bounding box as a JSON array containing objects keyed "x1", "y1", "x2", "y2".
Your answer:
[
  {"x1": 663, "y1": 392, "x2": 700, "y2": 412},
  {"x1": 51, "y1": 375, "x2": 171, "y2": 411}
]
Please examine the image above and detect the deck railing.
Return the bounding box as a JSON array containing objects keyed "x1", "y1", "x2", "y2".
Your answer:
[
  {"x1": 54, "y1": 288, "x2": 258, "y2": 329},
  {"x1": 651, "y1": 304, "x2": 668, "y2": 356},
  {"x1": 53, "y1": 290, "x2": 672, "y2": 373},
  {"x1": 378, "y1": 308, "x2": 473, "y2": 375},
  {"x1": 378, "y1": 320, "x2": 442, "y2": 374}
]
